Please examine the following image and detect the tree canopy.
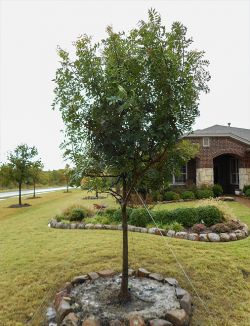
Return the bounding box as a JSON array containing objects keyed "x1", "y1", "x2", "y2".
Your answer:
[{"x1": 53, "y1": 8, "x2": 210, "y2": 301}]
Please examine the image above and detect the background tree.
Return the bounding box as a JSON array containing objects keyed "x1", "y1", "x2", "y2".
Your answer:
[
  {"x1": 53, "y1": 9, "x2": 210, "y2": 302},
  {"x1": 81, "y1": 176, "x2": 109, "y2": 198},
  {"x1": 29, "y1": 160, "x2": 44, "y2": 198},
  {"x1": 63, "y1": 164, "x2": 72, "y2": 192},
  {"x1": 6, "y1": 144, "x2": 39, "y2": 206}
]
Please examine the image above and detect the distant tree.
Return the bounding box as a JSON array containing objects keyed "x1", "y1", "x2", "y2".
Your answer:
[
  {"x1": 53, "y1": 9, "x2": 210, "y2": 301},
  {"x1": 81, "y1": 176, "x2": 108, "y2": 198},
  {"x1": 0, "y1": 164, "x2": 14, "y2": 189},
  {"x1": 29, "y1": 160, "x2": 44, "y2": 198},
  {"x1": 63, "y1": 164, "x2": 72, "y2": 192},
  {"x1": 6, "y1": 144, "x2": 39, "y2": 205}
]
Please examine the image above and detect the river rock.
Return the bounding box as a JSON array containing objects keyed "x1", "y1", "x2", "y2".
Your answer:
[
  {"x1": 57, "y1": 299, "x2": 73, "y2": 323},
  {"x1": 207, "y1": 233, "x2": 220, "y2": 242},
  {"x1": 71, "y1": 275, "x2": 89, "y2": 286},
  {"x1": 229, "y1": 232, "x2": 237, "y2": 241},
  {"x1": 235, "y1": 230, "x2": 246, "y2": 239},
  {"x1": 137, "y1": 268, "x2": 150, "y2": 277},
  {"x1": 167, "y1": 230, "x2": 175, "y2": 237},
  {"x1": 176, "y1": 288, "x2": 188, "y2": 299},
  {"x1": 180, "y1": 293, "x2": 192, "y2": 315},
  {"x1": 98, "y1": 269, "x2": 116, "y2": 277},
  {"x1": 88, "y1": 272, "x2": 99, "y2": 280},
  {"x1": 187, "y1": 233, "x2": 199, "y2": 241},
  {"x1": 149, "y1": 273, "x2": 164, "y2": 282},
  {"x1": 165, "y1": 309, "x2": 189, "y2": 326},
  {"x1": 164, "y1": 278, "x2": 179, "y2": 287},
  {"x1": 61, "y1": 312, "x2": 79, "y2": 326},
  {"x1": 85, "y1": 224, "x2": 94, "y2": 229},
  {"x1": 110, "y1": 320, "x2": 124, "y2": 326},
  {"x1": 220, "y1": 233, "x2": 230, "y2": 242},
  {"x1": 175, "y1": 232, "x2": 188, "y2": 240},
  {"x1": 82, "y1": 318, "x2": 101, "y2": 326},
  {"x1": 149, "y1": 319, "x2": 173, "y2": 326},
  {"x1": 129, "y1": 315, "x2": 146, "y2": 326},
  {"x1": 199, "y1": 233, "x2": 209, "y2": 241}
]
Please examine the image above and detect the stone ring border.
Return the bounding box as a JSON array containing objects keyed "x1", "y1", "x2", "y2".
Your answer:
[
  {"x1": 48, "y1": 220, "x2": 249, "y2": 242},
  {"x1": 47, "y1": 268, "x2": 192, "y2": 326}
]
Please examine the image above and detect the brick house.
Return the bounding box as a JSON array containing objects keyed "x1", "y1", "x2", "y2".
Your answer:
[{"x1": 176, "y1": 125, "x2": 250, "y2": 194}]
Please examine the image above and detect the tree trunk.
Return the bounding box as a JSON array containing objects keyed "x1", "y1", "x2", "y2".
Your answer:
[
  {"x1": 96, "y1": 188, "x2": 99, "y2": 199},
  {"x1": 66, "y1": 180, "x2": 69, "y2": 193},
  {"x1": 18, "y1": 182, "x2": 22, "y2": 206},
  {"x1": 33, "y1": 182, "x2": 36, "y2": 198},
  {"x1": 119, "y1": 174, "x2": 130, "y2": 302}
]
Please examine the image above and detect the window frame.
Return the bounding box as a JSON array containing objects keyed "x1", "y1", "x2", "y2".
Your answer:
[
  {"x1": 202, "y1": 137, "x2": 210, "y2": 147},
  {"x1": 172, "y1": 164, "x2": 188, "y2": 186}
]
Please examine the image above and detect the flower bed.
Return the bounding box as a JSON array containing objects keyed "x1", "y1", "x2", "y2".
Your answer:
[{"x1": 48, "y1": 219, "x2": 248, "y2": 242}]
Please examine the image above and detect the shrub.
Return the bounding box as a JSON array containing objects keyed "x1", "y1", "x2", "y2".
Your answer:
[
  {"x1": 245, "y1": 189, "x2": 250, "y2": 197},
  {"x1": 211, "y1": 223, "x2": 230, "y2": 233},
  {"x1": 129, "y1": 208, "x2": 152, "y2": 227},
  {"x1": 243, "y1": 184, "x2": 250, "y2": 194},
  {"x1": 152, "y1": 191, "x2": 163, "y2": 202},
  {"x1": 196, "y1": 189, "x2": 214, "y2": 199},
  {"x1": 196, "y1": 205, "x2": 224, "y2": 226},
  {"x1": 225, "y1": 220, "x2": 242, "y2": 230},
  {"x1": 153, "y1": 210, "x2": 175, "y2": 225},
  {"x1": 180, "y1": 191, "x2": 195, "y2": 200},
  {"x1": 55, "y1": 214, "x2": 63, "y2": 222},
  {"x1": 212, "y1": 184, "x2": 223, "y2": 197},
  {"x1": 164, "y1": 191, "x2": 180, "y2": 201},
  {"x1": 104, "y1": 208, "x2": 117, "y2": 218},
  {"x1": 192, "y1": 223, "x2": 206, "y2": 233},
  {"x1": 166, "y1": 221, "x2": 184, "y2": 232},
  {"x1": 171, "y1": 208, "x2": 199, "y2": 227},
  {"x1": 62, "y1": 205, "x2": 92, "y2": 221},
  {"x1": 112, "y1": 207, "x2": 133, "y2": 223}
]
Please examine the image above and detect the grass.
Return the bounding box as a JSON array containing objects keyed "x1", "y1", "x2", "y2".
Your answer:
[{"x1": 0, "y1": 191, "x2": 250, "y2": 325}]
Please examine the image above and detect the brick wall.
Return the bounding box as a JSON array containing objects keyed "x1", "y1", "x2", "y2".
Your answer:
[{"x1": 185, "y1": 136, "x2": 250, "y2": 168}]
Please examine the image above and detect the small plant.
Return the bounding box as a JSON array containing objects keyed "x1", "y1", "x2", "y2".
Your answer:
[
  {"x1": 152, "y1": 191, "x2": 163, "y2": 202},
  {"x1": 211, "y1": 223, "x2": 230, "y2": 233},
  {"x1": 192, "y1": 223, "x2": 206, "y2": 233},
  {"x1": 55, "y1": 214, "x2": 63, "y2": 222},
  {"x1": 164, "y1": 191, "x2": 180, "y2": 201},
  {"x1": 225, "y1": 220, "x2": 242, "y2": 230},
  {"x1": 196, "y1": 189, "x2": 214, "y2": 199},
  {"x1": 243, "y1": 184, "x2": 250, "y2": 194},
  {"x1": 180, "y1": 190, "x2": 195, "y2": 200},
  {"x1": 245, "y1": 189, "x2": 250, "y2": 197},
  {"x1": 166, "y1": 221, "x2": 184, "y2": 232},
  {"x1": 212, "y1": 184, "x2": 223, "y2": 197}
]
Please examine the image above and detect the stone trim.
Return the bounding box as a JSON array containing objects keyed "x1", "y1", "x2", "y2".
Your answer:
[{"x1": 48, "y1": 220, "x2": 249, "y2": 243}]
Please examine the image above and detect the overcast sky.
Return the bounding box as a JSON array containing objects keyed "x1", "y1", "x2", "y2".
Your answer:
[{"x1": 0, "y1": 0, "x2": 249, "y2": 170}]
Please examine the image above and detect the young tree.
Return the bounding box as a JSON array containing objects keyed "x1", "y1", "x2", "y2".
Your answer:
[
  {"x1": 29, "y1": 160, "x2": 44, "y2": 198},
  {"x1": 81, "y1": 176, "x2": 108, "y2": 198},
  {"x1": 64, "y1": 164, "x2": 72, "y2": 192},
  {"x1": 6, "y1": 144, "x2": 39, "y2": 205},
  {"x1": 53, "y1": 9, "x2": 210, "y2": 302}
]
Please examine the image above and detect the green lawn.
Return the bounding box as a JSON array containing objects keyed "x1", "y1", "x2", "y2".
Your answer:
[{"x1": 0, "y1": 190, "x2": 250, "y2": 326}]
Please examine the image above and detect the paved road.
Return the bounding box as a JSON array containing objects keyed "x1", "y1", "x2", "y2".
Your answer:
[{"x1": 0, "y1": 187, "x2": 70, "y2": 200}]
